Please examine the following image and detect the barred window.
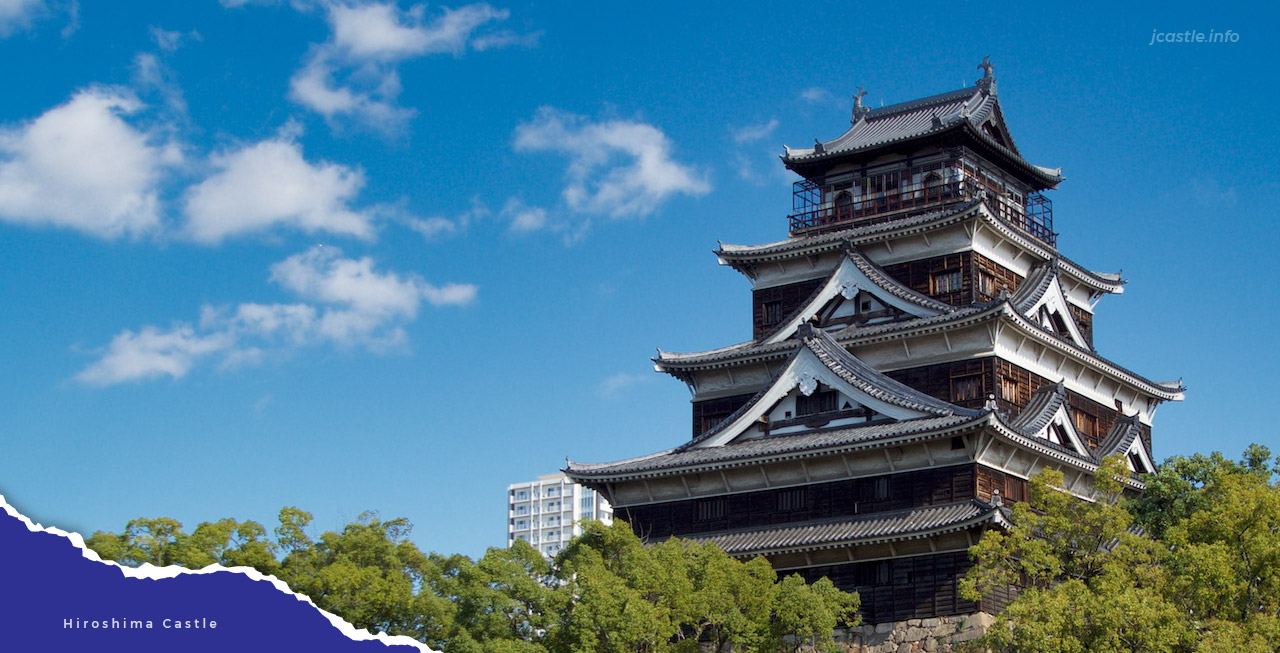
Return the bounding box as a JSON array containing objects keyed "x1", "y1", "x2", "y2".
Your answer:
[
  {"x1": 776, "y1": 488, "x2": 806, "y2": 512},
  {"x1": 696, "y1": 497, "x2": 725, "y2": 521},
  {"x1": 930, "y1": 270, "x2": 962, "y2": 294},
  {"x1": 951, "y1": 374, "x2": 982, "y2": 402}
]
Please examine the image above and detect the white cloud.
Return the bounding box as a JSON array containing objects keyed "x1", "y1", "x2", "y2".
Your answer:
[
  {"x1": 0, "y1": 88, "x2": 175, "y2": 239},
  {"x1": 76, "y1": 246, "x2": 477, "y2": 385},
  {"x1": 329, "y1": 2, "x2": 507, "y2": 59},
  {"x1": 730, "y1": 118, "x2": 778, "y2": 144},
  {"x1": 149, "y1": 26, "x2": 200, "y2": 52},
  {"x1": 287, "y1": 2, "x2": 530, "y2": 131},
  {"x1": 471, "y1": 28, "x2": 541, "y2": 51},
  {"x1": 0, "y1": 0, "x2": 44, "y2": 36},
  {"x1": 502, "y1": 197, "x2": 547, "y2": 233},
  {"x1": 799, "y1": 86, "x2": 834, "y2": 103},
  {"x1": 513, "y1": 107, "x2": 711, "y2": 219},
  {"x1": 596, "y1": 371, "x2": 650, "y2": 399},
  {"x1": 183, "y1": 136, "x2": 373, "y2": 243},
  {"x1": 404, "y1": 215, "x2": 457, "y2": 240},
  {"x1": 74, "y1": 326, "x2": 233, "y2": 386}
]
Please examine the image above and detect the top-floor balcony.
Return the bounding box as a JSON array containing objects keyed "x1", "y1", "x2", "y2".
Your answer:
[{"x1": 787, "y1": 155, "x2": 1056, "y2": 248}]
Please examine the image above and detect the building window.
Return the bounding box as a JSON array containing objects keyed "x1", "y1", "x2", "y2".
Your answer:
[
  {"x1": 999, "y1": 377, "x2": 1019, "y2": 403},
  {"x1": 762, "y1": 301, "x2": 783, "y2": 326},
  {"x1": 796, "y1": 389, "x2": 838, "y2": 416},
  {"x1": 776, "y1": 488, "x2": 806, "y2": 512},
  {"x1": 1049, "y1": 424, "x2": 1069, "y2": 446},
  {"x1": 1073, "y1": 410, "x2": 1098, "y2": 438},
  {"x1": 581, "y1": 496, "x2": 594, "y2": 510},
  {"x1": 515, "y1": 506, "x2": 527, "y2": 515},
  {"x1": 696, "y1": 497, "x2": 726, "y2": 521},
  {"x1": 977, "y1": 272, "x2": 1001, "y2": 298},
  {"x1": 874, "y1": 477, "x2": 890, "y2": 500},
  {"x1": 951, "y1": 374, "x2": 982, "y2": 402},
  {"x1": 834, "y1": 191, "x2": 853, "y2": 221},
  {"x1": 930, "y1": 270, "x2": 962, "y2": 294}
]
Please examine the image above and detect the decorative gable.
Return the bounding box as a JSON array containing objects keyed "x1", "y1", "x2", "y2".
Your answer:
[
  {"x1": 762, "y1": 250, "x2": 953, "y2": 345},
  {"x1": 691, "y1": 328, "x2": 972, "y2": 449}
]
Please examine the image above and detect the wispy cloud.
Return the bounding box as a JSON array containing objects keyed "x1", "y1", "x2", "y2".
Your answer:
[
  {"x1": 75, "y1": 246, "x2": 476, "y2": 385},
  {"x1": 0, "y1": 87, "x2": 179, "y2": 239},
  {"x1": 1190, "y1": 177, "x2": 1238, "y2": 209},
  {"x1": 596, "y1": 371, "x2": 651, "y2": 399},
  {"x1": 514, "y1": 107, "x2": 711, "y2": 223},
  {"x1": 730, "y1": 118, "x2": 778, "y2": 144},
  {"x1": 0, "y1": 0, "x2": 44, "y2": 37},
  {"x1": 281, "y1": 1, "x2": 536, "y2": 132},
  {"x1": 799, "y1": 86, "x2": 834, "y2": 104}
]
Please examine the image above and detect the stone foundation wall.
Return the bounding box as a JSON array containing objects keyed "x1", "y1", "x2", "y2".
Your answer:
[{"x1": 831, "y1": 612, "x2": 994, "y2": 652}]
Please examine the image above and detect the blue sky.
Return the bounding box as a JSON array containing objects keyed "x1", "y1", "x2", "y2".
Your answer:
[{"x1": 0, "y1": 0, "x2": 1275, "y2": 559}]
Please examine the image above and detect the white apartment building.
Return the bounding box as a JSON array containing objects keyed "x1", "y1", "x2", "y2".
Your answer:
[{"x1": 507, "y1": 472, "x2": 613, "y2": 558}]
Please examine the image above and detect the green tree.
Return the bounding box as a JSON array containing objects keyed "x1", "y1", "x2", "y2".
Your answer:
[
  {"x1": 961, "y1": 454, "x2": 1192, "y2": 652},
  {"x1": 87, "y1": 508, "x2": 862, "y2": 652},
  {"x1": 963, "y1": 447, "x2": 1280, "y2": 653}
]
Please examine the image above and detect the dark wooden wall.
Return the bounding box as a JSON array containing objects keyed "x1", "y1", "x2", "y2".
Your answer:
[
  {"x1": 690, "y1": 393, "x2": 755, "y2": 438},
  {"x1": 622, "y1": 465, "x2": 976, "y2": 540},
  {"x1": 797, "y1": 551, "x2": 978, "y2": 623},
  {"x1": 752, "y1": 278, "x2": 824, "y2": 339},
  {"x1": 887, "y1": 357, "x2": 1142, "y2": 456}
]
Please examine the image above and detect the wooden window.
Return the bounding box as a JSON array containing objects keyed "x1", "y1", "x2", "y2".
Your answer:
[
  {"x1": 796, "y1": 390, "x2": 838, "y2": 416},
  {"x1": 1004, "y1": 476, "x2": 1027, "y2": 503},
  {"x1": 1073, "y1": 410, "x2": 1098, "y2": 439},
  {"x1": 930, "y1": 270, "x2": 962, "y2": 294},
  {"x1": 834, "y1": 191, "x2": 853, "y2": 222},
  {"x1": 857, "y1": 561, "x2": 892, "y2": 586},
  {"x1": 776, "y1": 488, "x2": 806, "y2": 512},
  {"x1": 871, "y1": 477, "x2": 890, "y2": 501},
  {"x1": 999, "y1": 377, "x2": 1019, "y2": 403},
  {"x1": 762, "y1": 301, "x2": 783, "y2": 326},
  {"x1": 951, "y1": 374, "x2": 982, "y2": 402},
  {"x1": 696, "y1": 497, "x2": 725, "y2": 521}
]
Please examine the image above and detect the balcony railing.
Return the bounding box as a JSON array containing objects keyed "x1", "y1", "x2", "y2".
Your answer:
[{"x1": 788, "y1": 177, "x2": 1056, "y2": 248}]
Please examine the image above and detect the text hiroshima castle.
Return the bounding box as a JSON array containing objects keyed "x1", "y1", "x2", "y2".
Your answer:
[{"x1": 566, "y1": 61, "x2": 1183, "y2": 624}]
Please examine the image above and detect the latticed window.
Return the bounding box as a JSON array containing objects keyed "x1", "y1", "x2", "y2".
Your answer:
[
  {"x1": 696, "y1": 497, "x2": 725, "y2": 521},
  {"x1": 930, "y1": 270, "x2": 962, "y2": 294},
  {"x1": 951, "y1": 374, "x2": 982, "y2": 402},
  {"x1": 776, "y1": 488, "x2": 806, "y2": 512},
  {"x1": 1073, "y1": 410, "x2": 1098, "y2": 438},
  {"x1": 762, "y1": 301, "x2": 783, "y2": 326},
  {"x1": 1000, "y1": 377, "x2": 1019, "y2": 403}
]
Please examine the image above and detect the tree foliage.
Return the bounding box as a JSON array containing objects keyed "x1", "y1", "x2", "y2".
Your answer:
[
  {"x1": 87, "y1": 511, "x2": 858, "y2": 652},
  {"x1": 962, "y1": 447, "x2": 1280, "y2": 652}
]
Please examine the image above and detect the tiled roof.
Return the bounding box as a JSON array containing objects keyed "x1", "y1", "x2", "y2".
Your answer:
[
  {"x1": 781, "y1": 83, "x2": 1061, "y2": 186},
  {"x1": 717, "y1": 200, "x2": 982, "y2": 259},
  {"x1": 752, "y1": 247, "x2": 954, "y2": 345},
  {"x1": 656, "y1": 303, "x2": 1000, "y2": 369},
  {"x1": 714, "y1": 201, "x2": 1124, "y2": 293},
  {"x1": 657, "y1": 301, "x2": 1184, "y2": 402},
  {"x1": 800, "y1": 327, "x2": 978, "y2": 418},
  {"x1": 686, "y1": 500, "x2": 1002, "y2": 556},
  {"x1": 1096, "y1": 414, "x2": 1143, "y2": 459},
  {"x1": 844, "y1": 247, "x2": 956, "y2": 314},
  {"x1": 1009, "y1": 260, "x2": 1058, "y2": 314},
  {"x1": 565, "y1": 414, "x2": 981, "y2": 479},
  {"x1": 1007, "y1": 381, "x2": 1068, "y2": 436}
]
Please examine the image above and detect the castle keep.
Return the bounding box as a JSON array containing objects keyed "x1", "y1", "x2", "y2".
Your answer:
[{"x1": 566, "y1": 61, "x2": 1181, "y2": 624}]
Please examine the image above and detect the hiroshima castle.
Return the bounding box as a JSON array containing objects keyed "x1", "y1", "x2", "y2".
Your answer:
[{"x1": 566, "y1": 60, "x2": 1182, "y2": 625}]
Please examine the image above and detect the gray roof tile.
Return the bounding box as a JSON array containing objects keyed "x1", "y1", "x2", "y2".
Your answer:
[{"x1": 686, "y1": 500, "x2": 999, "y2": 555}]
